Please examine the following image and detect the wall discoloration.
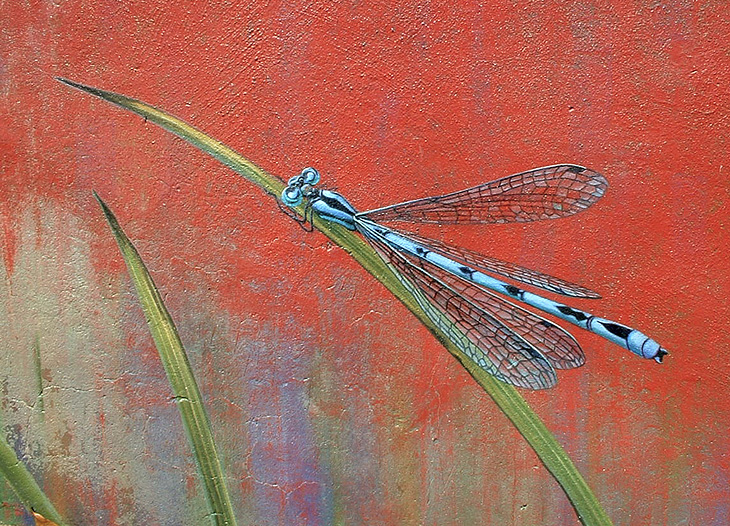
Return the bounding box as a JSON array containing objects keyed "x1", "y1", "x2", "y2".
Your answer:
[{"x1": 1, "y1": 2, "x2": 728, "y2": 524}]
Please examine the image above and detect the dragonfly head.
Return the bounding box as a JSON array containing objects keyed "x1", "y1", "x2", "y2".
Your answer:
[
  {"x1": 282, "y1": 167, "x2": 358, "y2": 230},
  {"x1": 282, "y1": 167, "x2": 321, "y2": 207}
]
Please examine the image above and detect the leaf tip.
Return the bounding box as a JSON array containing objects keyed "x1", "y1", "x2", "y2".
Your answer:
[
  {"x1": 92, "y1": 191, "x2": 119, "y2": 230},
  {"x1": 56, "y1": 76, "x2": 91, "y2": 92},
  {"x1": 32, "y1": 510, "x2": 61, "y2": 526},
  {"x1": 92, "y1": 190, "x2": 107, "y2": 210},
  {"x1": 56, "y1": 77, "x2": 117, "y2": 102},
  {"x1": 55, "y1": 76, "x2": 78, "y2": 87}
]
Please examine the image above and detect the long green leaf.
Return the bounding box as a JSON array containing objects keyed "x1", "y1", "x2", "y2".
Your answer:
[
  {"x1": 0, "y1": 431, "x2": 67, "y2": 525},
  {"x1": 61, "y1": 77, "x2": 612, "y2": 526},
  {"x1": 94, "y1": 193, "x2": 237, "y2": 526}
]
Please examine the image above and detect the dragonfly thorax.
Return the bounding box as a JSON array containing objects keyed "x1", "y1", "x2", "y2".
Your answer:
[{"x1": 311, "y1": 189, "x2": 358, "y2": 230}]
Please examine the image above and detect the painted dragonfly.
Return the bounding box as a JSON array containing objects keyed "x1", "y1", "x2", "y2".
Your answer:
[{"x1": 281, "y1": 164, "x2": 667, "y2": 389}]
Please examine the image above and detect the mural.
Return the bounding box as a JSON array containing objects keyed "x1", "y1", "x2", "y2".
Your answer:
[{"x1": 1, "y1": 2, "x2": 729, "y2": 525}]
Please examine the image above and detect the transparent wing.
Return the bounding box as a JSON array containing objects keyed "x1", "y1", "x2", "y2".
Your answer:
[
  {"x1": 359, "y1": 222, "x2": 558, "y2": 389},
  {"x1": 359, "y1": 164, "x2": 608, "y2": 225},
  {"x1": 398, "y1": 247, "x2": 585, "y2": 369},
  {"x1": 402, "y1": 231, "x2": 600, "y2": 299}
]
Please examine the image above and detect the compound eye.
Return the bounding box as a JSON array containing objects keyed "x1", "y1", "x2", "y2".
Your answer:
[
  {"x1": 301, "y1": 167, "x2": 320, "y2": 185},
  {"x1": 281, "y1": 186, "x2": 303, "y2": 207}
]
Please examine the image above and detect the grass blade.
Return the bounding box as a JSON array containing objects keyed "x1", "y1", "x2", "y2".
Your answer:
[
  {"x1": 94, "y1": 193, "x2": 237, "y2": 526},
  {"x1": 61, "y1": 78, "x2": 611, "y2": 525},
  {"x1": 0, "y1": 431, "x2": 67, "y2": 525}
]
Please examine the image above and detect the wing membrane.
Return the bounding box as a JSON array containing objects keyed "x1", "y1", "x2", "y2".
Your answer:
[
  {"x1": 359, "y1": 164, "x2": 607, "y2": 225},
  {"x1": 358, "y1": 222, "x2": 558, "y2": 389},
  {"x1": 398, "y1": 247, "x2": 585, "y2": 369}
]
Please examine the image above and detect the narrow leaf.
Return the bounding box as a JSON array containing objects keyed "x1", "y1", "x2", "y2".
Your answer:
[
  {"x1": 0, "y1": 432, "x2": 66, "y2": 525},
  {"x1": 94, "y1": 193, "x2": 237, "y2": 526},
  {"x1": 62, "y1": 78, "x2": 611, "y2": 525}
]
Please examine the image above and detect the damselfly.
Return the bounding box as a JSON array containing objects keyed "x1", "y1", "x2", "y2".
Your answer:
[{"x1": 281, "y1": 164, "x2": 667, "y2": 389}]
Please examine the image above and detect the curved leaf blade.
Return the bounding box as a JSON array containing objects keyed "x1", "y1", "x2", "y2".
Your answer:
[
  {"x1": 62, "y1": 78, "x2": 612, "y2": 526},
  {"x1": 94, "y1": 193, "x2": 237, "y2": 526},
  {"x1": 0, "y1": 432, "x2": 66, "y2": 525}
]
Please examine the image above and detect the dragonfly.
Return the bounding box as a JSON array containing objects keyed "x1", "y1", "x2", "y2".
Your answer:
[{"x1": 281, "y1": 164, "x2": 667, "y2": 389}]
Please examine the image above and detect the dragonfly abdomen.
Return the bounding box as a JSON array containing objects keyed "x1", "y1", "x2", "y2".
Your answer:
[
  {"x1": 586, "y1": 317, "x2": 667, "y2": 362},
  {"x1": 364, "y1": 222, "x2": 668, "y2": 363}
]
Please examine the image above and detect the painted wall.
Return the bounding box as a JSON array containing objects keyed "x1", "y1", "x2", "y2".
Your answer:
[{"x1": 1, "y1": 1, "x2": 728, "y2": 524}]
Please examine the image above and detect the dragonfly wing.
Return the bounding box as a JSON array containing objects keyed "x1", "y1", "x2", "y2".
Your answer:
[
  {"x1": 402, "y1": 231, "x2": 600, "y2": 299},
  {"x1": 399, "y1": 249, "x2": 585, "y2": 369},
  {"x1": 359, "y1": 164, "x2": 608, "y2": 224},
  {"x1": 358, "y1": 222, "x2": 558, "y2": 389}
]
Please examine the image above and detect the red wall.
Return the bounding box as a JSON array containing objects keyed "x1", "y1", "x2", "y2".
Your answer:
[{"x1": 1, "y1": 1, "x2": 728, "y2": 524}]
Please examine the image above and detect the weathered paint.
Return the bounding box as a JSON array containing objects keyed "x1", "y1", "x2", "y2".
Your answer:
[{"x1": 1, "y1": 1, "x2": 729, "y2": 524}]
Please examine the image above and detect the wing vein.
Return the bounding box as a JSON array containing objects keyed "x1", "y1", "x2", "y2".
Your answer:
[
  {"x1": 357, "y1": 221, "x2": 558, "y2": 389},
  {"x1": 359, "y1": 164, "x2": 608, "y2": 225}
]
